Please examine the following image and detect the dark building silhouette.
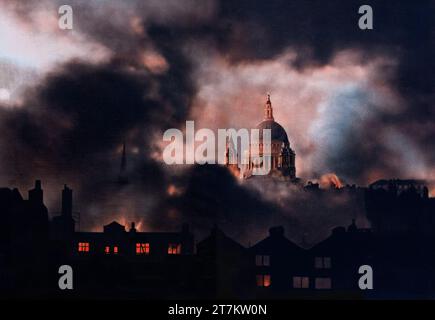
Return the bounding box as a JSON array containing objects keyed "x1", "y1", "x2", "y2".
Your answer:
[
  {"x1": 51, "y1": 185, "x2": 75, "y2": 241},
  {"x1": 370, "y1": 179, "x2": 429, "y2": 198},
  {"x1": 58, "y1": 220, "x2": 195, "y2": 298},
  {"x1": 196, "y1": 226, "x2": 251, "y2": 298},
  {"x1": 0, "y1": 180, "x2": 49, "y2": 297},
  {"x1": 1, "y1": 179, "x2": 435, "y2": 298},
  {"x1": 249, "y1": 226, "x2": 307, "y2": 298},
  {"x1": 366, "y1": 179, "x2": 435, "y2": 236},
  {"x1": 71, "y1": 221, "x2": 194, "y2": 258},
  {"x1": 308, "y1": 221, "x2": 374, "y2": 296},
  {"x1": 364, "y1": 180, "x2": 435, "y2": 295}
]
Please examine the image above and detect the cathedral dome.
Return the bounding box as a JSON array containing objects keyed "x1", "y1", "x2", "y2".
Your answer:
[
  {"x1": 256, "y1": 119, "x2": 289, "y2": 145},
  {"x1": 255, "y1": 94, "x2": 290, "y2": 145},
  {"x1": 227, "y1": 94, "x2": 296, "y2": 180}
]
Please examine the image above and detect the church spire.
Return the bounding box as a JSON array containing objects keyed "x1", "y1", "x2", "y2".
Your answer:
[
  {"x1": 118, "y1": 141, "x2": 129, "y2": 184},
  {"x1": 264, "y1": 93, "x2": 274, "y2": 121}
]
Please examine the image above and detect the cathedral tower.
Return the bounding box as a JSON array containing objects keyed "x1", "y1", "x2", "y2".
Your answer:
[
  {"x1": 253, "y1": 94, "x2": 296, "y2": 179},
  {"x1": 225, "y1": 94, "x2": 297, "y2": 180}
]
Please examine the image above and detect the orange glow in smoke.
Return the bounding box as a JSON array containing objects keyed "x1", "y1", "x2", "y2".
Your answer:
[
  {"x1": 319, "y1": 173, "x2": 343, "y2": 189},
  {"x1": 130, "y1": 17, "x2": 145, "y2": 35},
  {"x1": 226, "y1": 165, "x2": 241, "y2": 179},
  {"x1": 141, "y1": 51, "x2": 169, "y2": 74},
  {"x1": 366, "y1": 169, "x2": 385, "y2": 185},
  {"x1": 167, "y1": 184, "x2": 183, "y2": 196},
  {"x1": 91, "y1": 216, "x2": 146, "y2": 232},
  {"x1": 113, "y1": 216, "x2": 142, "y2": 231}
]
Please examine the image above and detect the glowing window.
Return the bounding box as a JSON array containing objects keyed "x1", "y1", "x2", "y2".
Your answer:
[
  {"x1": 168, "y1": 243, "x2": 181, "y2": 255},
  {"x1": 315, "y1": 277, "x2": 332, "y2": 289},
  {"x1": 256, "y1": 275, "x2": 271, "y2": 287},
  {"x1": 255, "y1": 255, "x2": 270, "y2": 266},
  {"x1": 104, "y1": 246, "x2": 119, "y2": 254},
  {"x1": 78, "y1": 242, "x2": 89, "y2": 252},
  {"x1": 136, "y1": 243, "x2": 150, "y2": 255},
  {"x1": 293, "y1": 276, "x2": 309, "y2": 289}
]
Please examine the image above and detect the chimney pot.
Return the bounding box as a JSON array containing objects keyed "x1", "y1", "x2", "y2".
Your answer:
[{"x1": 130, "y1": 222, "x2": 136, "y2": 232}]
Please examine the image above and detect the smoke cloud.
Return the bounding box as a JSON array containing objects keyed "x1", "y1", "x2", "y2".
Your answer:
[{"x1": 0, "y1": 0, "x2": 433, "y2": 245}]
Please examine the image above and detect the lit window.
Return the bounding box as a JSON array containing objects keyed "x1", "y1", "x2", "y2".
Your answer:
[
  {"x1": 168, "y1": 243, "x2": 181, "y2": 255},
  {"x1": 293, "y1": 276, "x2": 309, "y2": 289},
  {"x1": 315, "y1": 257, "x2": 332, "y2": 269},
  {"x1": 78, "y1": 242, "x2": 89, "y2": 252},
  {"x1": 255, "y1": 255, "x2": 270, "y2": 266},
  {"x1": 104, "y1": 246, "x2": 119, "y2": 254},
  {"x1": 315, "y1": 277, "x2": 332, "y2": 289},
  {"x1": 136, "y1": 243, "x2": 150, "y2": 255},
  {"x1": 256, "y1": 275, "x2": 271, "y2": 287}
]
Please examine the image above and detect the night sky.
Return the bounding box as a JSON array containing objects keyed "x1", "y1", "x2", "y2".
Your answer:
[{"x1": 0, "y1": 0, "x2": 433, "y2": 245}]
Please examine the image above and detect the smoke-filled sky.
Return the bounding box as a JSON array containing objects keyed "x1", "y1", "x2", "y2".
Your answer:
[{"x1": 0, "y1": 0, "x2": 433, "y2": 245}]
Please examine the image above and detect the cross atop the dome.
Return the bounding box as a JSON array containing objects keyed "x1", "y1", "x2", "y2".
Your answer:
[{"x1": 264, "y1": 93, "x2": 274, "y2": 121}]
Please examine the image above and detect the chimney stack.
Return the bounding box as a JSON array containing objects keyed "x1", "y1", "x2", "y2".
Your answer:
[
  {"x1": 130, "y1": 222, "x2": 136, "y2": 233},
  {"x1": 62, "y1": 184, "x2": 73, "y2": 217},
  {"x1": 28, "y1": 180, "x2": 43, "y2": 204}
]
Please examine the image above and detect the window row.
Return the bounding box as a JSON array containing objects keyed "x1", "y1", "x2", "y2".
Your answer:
[
  {"x1": 256, "y1": 275, "x2": 332, "y2": 289},
  {"x1": 315, "y1": 257, "x2": 331, "y2": 269},
  {"x1": 255, "y1": 255, "x2": 332, "y2": 269},
  {"x1": 77, "y1": 242, "x2": 181, "y2": 255}
]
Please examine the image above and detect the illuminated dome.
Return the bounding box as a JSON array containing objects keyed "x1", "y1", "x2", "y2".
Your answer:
[
  {"x1": 256, "y1": 119, "x2": 290, "y2": 145},
  {"x1": 225, "y1": 94, "x2": 297, "y2": 180}
]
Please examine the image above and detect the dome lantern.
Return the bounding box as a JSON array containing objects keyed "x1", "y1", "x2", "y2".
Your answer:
[{"x1": 264, "y1": 93, "x2": 274, "y2": 121}]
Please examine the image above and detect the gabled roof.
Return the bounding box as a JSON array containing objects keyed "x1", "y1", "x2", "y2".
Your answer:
[
  {"x1": 103, "y1": 221, "x2": 126, "y2": 234},
  {"x1": 197, "y1": 227, "x2": 246, "y2": 256},
  {"x1": 310, "y1": 226, "x2": 374, "y2": 254},
  {"x1": 250, "y1": 226, "x2": 303, "y2": 254}
]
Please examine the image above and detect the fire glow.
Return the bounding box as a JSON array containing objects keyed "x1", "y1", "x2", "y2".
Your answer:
[
  {"x1": 319, "y1": 173, "x2": 343, "y2": 189},
  {"x1": 92, "y1": 217, "x2": 145, "y2": 233}
]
